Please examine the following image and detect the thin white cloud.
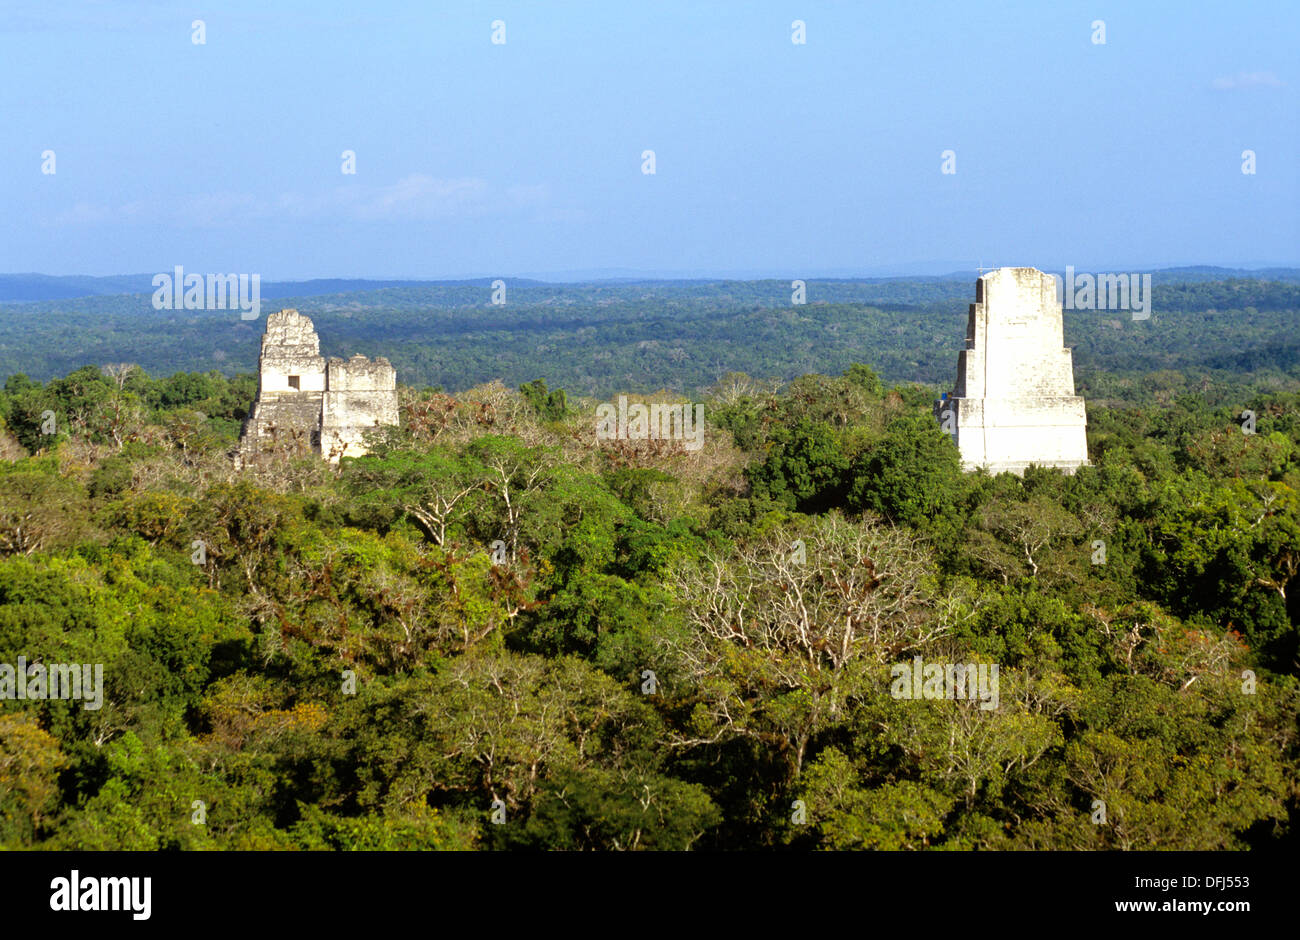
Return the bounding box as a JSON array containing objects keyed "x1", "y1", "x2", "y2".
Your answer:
[
  {"x1": 284, "y1": 174, "x2": 550, "y2": 222},
  {"x1": 347, "y1": 175, "x2": 492, "y2": 221},
  {"x1": 1211, "y1": 71, "x2": 1285, "y2": 91},
  {"x1": 48, "y1": 202, "x2": 114, "y2": 226}
]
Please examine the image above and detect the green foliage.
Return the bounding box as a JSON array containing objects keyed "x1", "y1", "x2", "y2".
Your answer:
[
  {"x1": 747, "y1": 418, "x2": 849, "y2": 513},
  {"x1": 518, "y1": 378, "x2": 569, "y2": 422},
  {"x1": 800, "y1": 748, "x2": 955, "y2": 850},
  {"x1": 290, "y1": 800, "x2": 477, "y2": 851},
  {"x1": 0, "y1": 331, "x2": 1296, "y2": 851},
  {"x1": 847, "y1": 415, "x2": 962, "y2": 528},
  {"x1": 843, "y1": 363, "x2": 884, "y2": 397}
]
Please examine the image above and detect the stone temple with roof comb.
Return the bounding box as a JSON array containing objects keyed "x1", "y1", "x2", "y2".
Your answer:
[
  {"x1": 935, "y1": 267, "x2": 1089, "y2": 475},
  {"x1": 236, "y1": 309, "x2": 399, "y2": 466}
]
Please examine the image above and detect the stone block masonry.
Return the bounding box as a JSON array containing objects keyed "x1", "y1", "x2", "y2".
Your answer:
[
  {"x1": 237, "y1": 309, "x2": 399, "y2": 465},
  {"x1": 936, "y1": 267, "x2": 1089, "y2": 475}
]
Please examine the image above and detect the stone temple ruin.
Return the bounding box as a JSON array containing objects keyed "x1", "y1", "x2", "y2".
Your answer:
[
  {"x1": 935, "y1": 267, "x2": 1089, "y2": 475},
  {"x1": 237, "y1": 309, "x2": 399, "y2": 465}
]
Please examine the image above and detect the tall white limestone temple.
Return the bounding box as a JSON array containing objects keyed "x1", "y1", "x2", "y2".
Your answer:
[
  {"x1": 237, "y1": 309, "x2": 399, "y2": 466},
  {"x1": 936, "y1": 267, "x2": 1089, "y2": 474}
]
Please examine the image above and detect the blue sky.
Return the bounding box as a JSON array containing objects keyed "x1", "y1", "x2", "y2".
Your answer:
[{"x1": 2, "y1": 0, "x2": 1296, "y2": 279}]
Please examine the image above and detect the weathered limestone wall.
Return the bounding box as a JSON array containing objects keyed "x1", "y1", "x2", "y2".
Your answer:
[
  {"x1": 320, "y1": 355, "x2": 399, "y2": 461},
  {"x1": 257, "y1": 310, "x2": 327, "y2": 393},
  {"x1": 237, "y1": 310, "x2": 399, "y2": 465},
  {"x1": 937, "y1": 267, "x2": 1089, "y2": 475}
]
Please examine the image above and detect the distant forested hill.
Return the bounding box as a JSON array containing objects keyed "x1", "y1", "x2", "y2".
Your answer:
[{"x1": 0, "y1": 275, "x2": 1296, "y2": 398}]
